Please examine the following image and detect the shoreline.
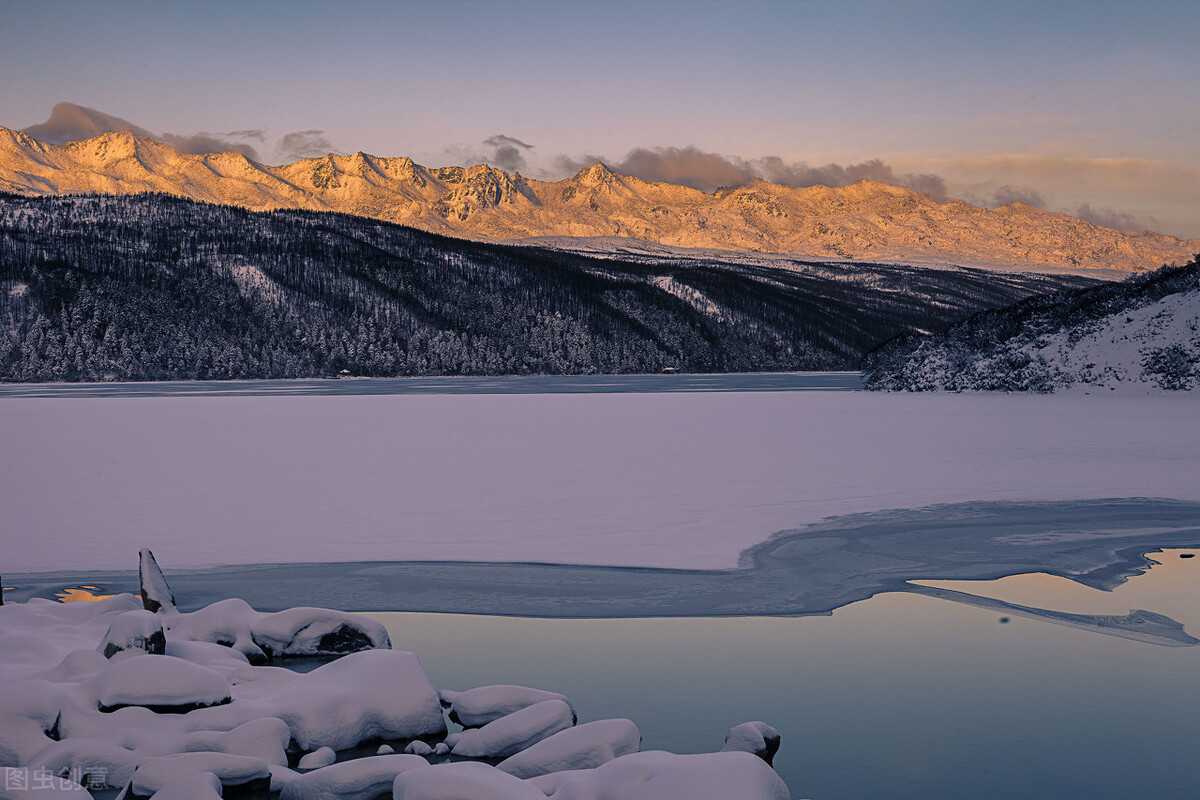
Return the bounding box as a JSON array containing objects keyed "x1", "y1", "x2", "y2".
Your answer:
[{"x1": 8, "y1": 499, "x2": 1198, "y2": 621}]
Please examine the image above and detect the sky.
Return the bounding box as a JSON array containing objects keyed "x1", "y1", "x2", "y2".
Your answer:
[{"x1": 1, "y1": 0, "x2": 1197, "y2": 237}]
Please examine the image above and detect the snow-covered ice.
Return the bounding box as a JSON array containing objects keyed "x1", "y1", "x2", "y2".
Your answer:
[{"x1": 4, "y1": 391, "x2": 1198, "y2": 574}]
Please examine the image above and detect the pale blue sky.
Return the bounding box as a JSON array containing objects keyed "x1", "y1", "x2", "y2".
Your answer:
[{"x1": 2, "y1": 0, "x2": 1198, "y2": 235}]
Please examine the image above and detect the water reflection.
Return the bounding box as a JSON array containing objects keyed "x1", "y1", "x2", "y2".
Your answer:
[
  {"x1": 364, "y1": 551, "x2": 1200, "y2": 800},
  {"x1": 54, "y1": 586, "x2": 116, "y2": 602}
]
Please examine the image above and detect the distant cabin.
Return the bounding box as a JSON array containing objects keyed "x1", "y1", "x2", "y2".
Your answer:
[{"x1": 662, "y1": 366, "x2": 679, "y2": 374}]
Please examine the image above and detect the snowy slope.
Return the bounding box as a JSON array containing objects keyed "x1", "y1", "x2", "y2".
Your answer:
[
  {"x1": 1, "y1": 127, "x2": 1195, "y2": 272},
  {"x1": 865, "y1": 262, "x2": 1200, "y2": 392}
]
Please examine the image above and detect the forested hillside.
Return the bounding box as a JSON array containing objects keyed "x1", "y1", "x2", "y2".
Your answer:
[
  {"x1": 863, "y1": 260, "x2": 1200, "y2": 392},
  {"x1": 0, "y1": 192, "x2": 1096, "y2": 382}
]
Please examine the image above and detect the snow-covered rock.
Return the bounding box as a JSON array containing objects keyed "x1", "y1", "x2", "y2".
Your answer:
[
  {"x1": 267, "y1": 766, "x2": 300, "y2": 792},
  {"x1": 446, "y1": 699, "x2": 574, "y2": 759},
  {"x1": 163, "y1": 599, "x2": 266, "y2": 663},
  {"x1": 401, "y1": 742, "x2": 430, "y2": 757},
  {"x1": 98, "y1": 611, "x2": 165, "y2": 659},
  {"x1": 441, "y1": 686, "x2": 573, "y2": 728},
  {"x1": 128, "y1": 753, "x2": 270, "y2": 800},
  {"x1": 546, "y1": 750, "x2": 791, "y2": 800},
  {"x1": 721, "y1": 721, "x2": 781, "y2": 766},
  {"x1": 25, "y1": 740, "x2": 138, "y2": 789},
  {"x1": 253, "y1": 650, "x2": 445, "y2": 751},
  {"x1": 374, "y1": 745, "x2": 394, "y2": 756},
  {"x1": 89, "y1": 655, "x2": 231, "y2": 713},
  {"x1": 496, "y1": 718, "x2": 640, "y2": 779},
  {"x1": 392, "y1": 762, "x2": 545, "y2": 800},
  {"x1": 164, "y1": 600, "x2": 389, "y2": 663},
  {"x1": 278, "y1": 755, "x2": 427, "y2": 800},
  {"x1": 0, "y1": 768, "x2": 94, "y2": 800},
  {"x1": 172, "y1": 718, "x2": 290, "y2": 766},
  {"x1": 141, "y1": 771, "x2": 222, "y2": 800},
  {"x1": 296, "y1": 749, "x2": 336, "y2": 770},
  {"x1": 248, "y1": 608, "x2": 389, "y2": 660},
  {"x1": 138, "y1": 549, "x2": 176, "y2": 615}
]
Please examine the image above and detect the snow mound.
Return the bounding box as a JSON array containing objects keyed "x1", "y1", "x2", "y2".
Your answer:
[
  {"x1": 442, "y1": 685, "x2": 573, "y2": 728},
  {"x1": 0, "y1": 768, "x2": 93, "y2": 800},
  {"x1": 248, "y1": 607, "x2": 390, "y2": 660},
  {"x1": 129, "y1": 752, "x2": 269, "y2": 800},
  {"x1": 721, "y1": 721, "x2": 781, "y2": 765},
  {"x1": 296, "y1": 748, "x2": 336, "y2": 770},
  {"x1": 89, "y1": 655, "x2": 231, "y2": 713},
  {"x1": 138, "y1": 771, "x2": 221, "y2": 800},
  {"x1": 496, "y1": 718, "x2": 640, "y2": 779},
  {"x1": 546, "y1": 750, "x2": 791, "y2": 800},
  {"x1": 446, "y1": 699, "x2": 575, "y2": 759},
  {"x1": 392, "y1": 761, "x2": 544, "y2": 800},
  {"x1": 98, "y1": 610, "x2": 164, "y2": 658},
  {"x1": 165, "y1": 599, "x2": 389, "y2": 664},
  {"x1": 255, "y1": 649, "x2": 445, "y2": 751},
  {"x1": 279, "y1": 755, "x2": 428, "y2": 800}
]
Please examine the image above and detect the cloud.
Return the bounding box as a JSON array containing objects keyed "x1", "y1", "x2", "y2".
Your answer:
[
  {"x1": 274, "y1": 130, "x2": 336, "y2": 161},
  {"x1": 922, "y1": 152, "x2": 1200, "y2": 237},
  {"x1": 614, "y1": 146, "x2": 754, "y2": 191},
  {"x1": 161, "y1": 132, "x2": 260, "y2": 161},
  {"x1": 962, "y1": 184, "x2": 1047, "y2": 209},
  {"x1": 1073, "y1": 202, "x2": 1143, "y2": 232},
  {"x1": 548, "y1": 145, "x2": 949, "y2": 200},
  {"x1": 752, "y1": 155, "x2": 947, "y2": 200},
  {"x1": 447, "y1": 134, "x2": 536, "y2": 174},
  {"x1": 22, "y1": 102, "x2": 263, "y2": 160},
  {"x1": 482, "y1": 134, "x2": 533, "y2": 173},
  {"x1": 22, "y1": 102, "x2": 154, "y2": 144}
]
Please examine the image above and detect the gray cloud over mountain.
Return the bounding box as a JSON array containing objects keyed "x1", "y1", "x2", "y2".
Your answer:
[
  {"x1": 554, "y1": 145, "x2": 947, "y2": 201},
  {"x1": 447, "y1": 134, "x2": 536, "y2": 174},
  {"x1": 161, "y1": 132, "x2": 260, "y2": 160},
  {"x1": 23, "y1": 102, "x2": 262, "y2": 160},
  {"x1": 22, "y1": 102, "x2": 155, "y2": 143},
  {"x1": 1073, "y1": 202, "x2": 1143, "y2": 232},
  {"x1": 274, "y1": 130, "x2": 337, "y2": 162}
]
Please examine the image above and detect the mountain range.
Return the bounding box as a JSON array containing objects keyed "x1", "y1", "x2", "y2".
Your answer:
[
  {"x1": 2, "y1": 127, "x2": 1195, "y2": 273},
  {"x1": 0, "y1": 192, "x2": 1094, "y2": 382}
]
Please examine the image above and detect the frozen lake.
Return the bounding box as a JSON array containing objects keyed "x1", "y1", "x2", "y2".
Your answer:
[
  {"x1": 3, "y1": 375, "x2": 1200, "y2": 799},
  {"x1": 2, "y1": 375, "x2": 1198, "y2": 574}
]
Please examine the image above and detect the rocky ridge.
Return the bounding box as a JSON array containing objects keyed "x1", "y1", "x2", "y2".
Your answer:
[{"x1": 1, "y1": 126, "x2": 1195, "y2": 272}]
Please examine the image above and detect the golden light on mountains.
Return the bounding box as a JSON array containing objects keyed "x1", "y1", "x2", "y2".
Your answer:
[{"x1": 2, "y1": 127, "x2": 1196, "y2": 273}]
